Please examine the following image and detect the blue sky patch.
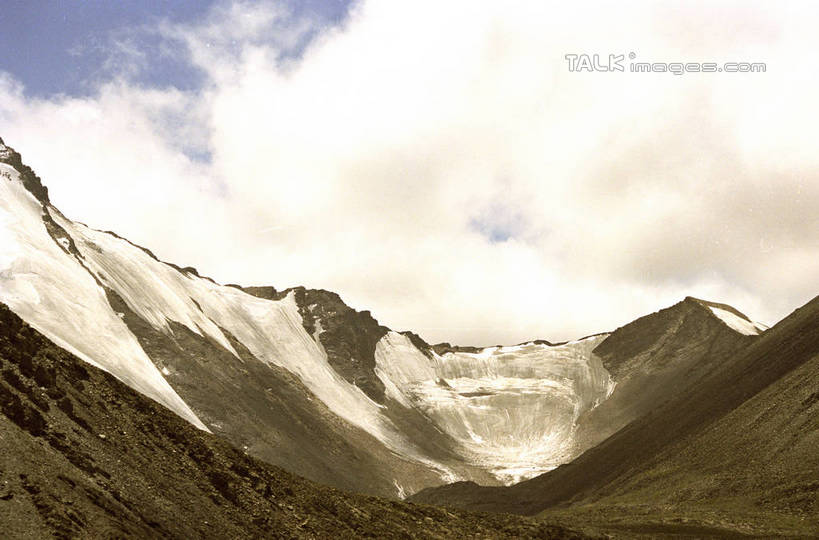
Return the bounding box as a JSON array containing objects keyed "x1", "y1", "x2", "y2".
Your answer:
[
  {"x1": 0, "y1": 0, "x2": 353, "y2": 97},
  {"x1": 469, "y1": 204, "x2": 526, "y2": 244}
]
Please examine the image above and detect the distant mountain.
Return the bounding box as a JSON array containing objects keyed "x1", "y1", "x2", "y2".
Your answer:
[
  {"x1": 410, "y1": 295, "x2": 819, "y2": 537},
  {"x1": 0, "y1": 302, "x2": 589, "y2": 539},
  {"x1": 0, "y1": 137, "x2": 774, "y2": 500}
]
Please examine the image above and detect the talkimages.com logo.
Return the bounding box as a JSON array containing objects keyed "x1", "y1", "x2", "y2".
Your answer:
[{"x1": 565, "y1": 53, "x2": 766, "y2": 74}]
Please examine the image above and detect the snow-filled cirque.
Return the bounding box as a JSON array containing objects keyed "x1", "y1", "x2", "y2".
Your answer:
[
  {"x1": 375, "y1": 333, "x2": 615, "y2": 482},
  {"x1": 0, "y1": 138, "x2": 771, "y2": 495}
]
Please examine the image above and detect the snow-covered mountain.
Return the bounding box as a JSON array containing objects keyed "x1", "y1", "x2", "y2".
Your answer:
[{"x1": 0, "y1": 137, "x2": 768, "y2": 497}]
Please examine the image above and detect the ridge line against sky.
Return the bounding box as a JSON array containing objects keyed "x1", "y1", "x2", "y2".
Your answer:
[{"x1": 1, "y1": 0, "x2": 817, "y2": 346}]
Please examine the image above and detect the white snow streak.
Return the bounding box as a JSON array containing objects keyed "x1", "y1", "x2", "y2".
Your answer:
[
  {"x1": 708, "y1": 306, "x2": 763, "y2": 335},
  {"x1": 49, "y1": 213, "x2": 454, "y2": 479},
  {"x1": 0, "y1": 164, "x2": 208, "y2": 430}
]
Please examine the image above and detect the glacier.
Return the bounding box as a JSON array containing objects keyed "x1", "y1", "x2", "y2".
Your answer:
[
  {"x1": 1, "y1": 159, "x2": 618, "y2": 483},
  {"x1": 375, "y1": 332, "x2": 615, "y2": 482}
]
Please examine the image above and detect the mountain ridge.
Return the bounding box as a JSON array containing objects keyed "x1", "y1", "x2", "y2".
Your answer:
[{"x1": 0, "y1": 136, "x2": 783, "y2": 501}]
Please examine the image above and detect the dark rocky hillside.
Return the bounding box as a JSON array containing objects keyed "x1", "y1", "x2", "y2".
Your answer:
[
  {"x1": 573, "y1": 297, "x2": 754, "y2": 453},
  {"x1": 0, "y1": 302, "x2": 590, "y2": 539},
  {"x1": 411, "y1": 296, "x2": 819, "y2": 538}
]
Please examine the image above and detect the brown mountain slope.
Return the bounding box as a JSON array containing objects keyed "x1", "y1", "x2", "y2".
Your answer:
[
  {"x1": 0, "y1": 302, "x2": 591, "y2": 539},
  {"x1": 573, "y1": 297, "x2": 754, "y2": 455},
  {"x1": 542, "y1": 322, "x2": 819, "y2": 538},
  {"x1": 411, "y1": 295, "x2": 819, "y2": 537}
]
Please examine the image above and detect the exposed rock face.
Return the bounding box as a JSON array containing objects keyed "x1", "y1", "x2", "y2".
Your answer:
[
  {"x1": 286, "y1": 286, "x2": 390, "y2": 403},
  {"x1": 0, "y1": 303, "x2": 591, "y2": 539},
  {"x1": 0, "y1": 138, "x2": 49, "y2": 204},
  {"x1": 431, "y1": 343, "x2": 484, "y2": 355}
]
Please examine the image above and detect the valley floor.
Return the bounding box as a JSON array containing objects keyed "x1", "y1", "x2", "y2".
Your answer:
[{"x1": 540, "y1": 503, "x2": 818, "y2": 539}]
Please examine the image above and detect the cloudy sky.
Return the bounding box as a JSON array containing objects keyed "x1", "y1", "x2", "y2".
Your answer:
[{"x1": 1, "y1": 1, "x2": 817, "y2": 346}]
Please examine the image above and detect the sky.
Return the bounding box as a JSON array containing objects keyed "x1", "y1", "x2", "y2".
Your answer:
[{"x1": 0, "y1": 1, "x2": 817, "y2": 346}]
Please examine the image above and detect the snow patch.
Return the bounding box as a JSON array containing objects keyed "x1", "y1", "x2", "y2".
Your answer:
[
  {"x1": 708, "y1": 306, "x2": 761, "y2": 335},
  {"x1": 393, "y1": 480, "x2": 406, "y2": 499},
  {"x1": 312, "y1": 318, "x2": 324, "y2": 343}
]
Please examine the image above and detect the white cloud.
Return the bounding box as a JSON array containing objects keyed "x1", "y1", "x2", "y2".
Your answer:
[{"x1": 1, "y1": 0, "x2": 817, "y2": 345}]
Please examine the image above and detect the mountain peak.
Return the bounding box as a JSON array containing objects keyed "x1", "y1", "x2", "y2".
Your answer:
[
  {"x1": 686, "y1": 296, "x2": 767, "y2": 335},
  {"x1": 0, "y1": 136, "x2": 49, "y2": 204},
  {"x1": 0, "y1": 136, "x2": 11, "y2": 159}
]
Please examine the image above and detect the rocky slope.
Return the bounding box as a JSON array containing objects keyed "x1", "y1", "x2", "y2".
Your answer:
[
  {"x1": 0, "y1": 302, "x2": 594, "y2": 539},
  {"x1": 410, "y1": 295, "x2": 819, "y2": 537},
  {"x1": 571, "y1": 296, "x2": 756, "y2": 454}
]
